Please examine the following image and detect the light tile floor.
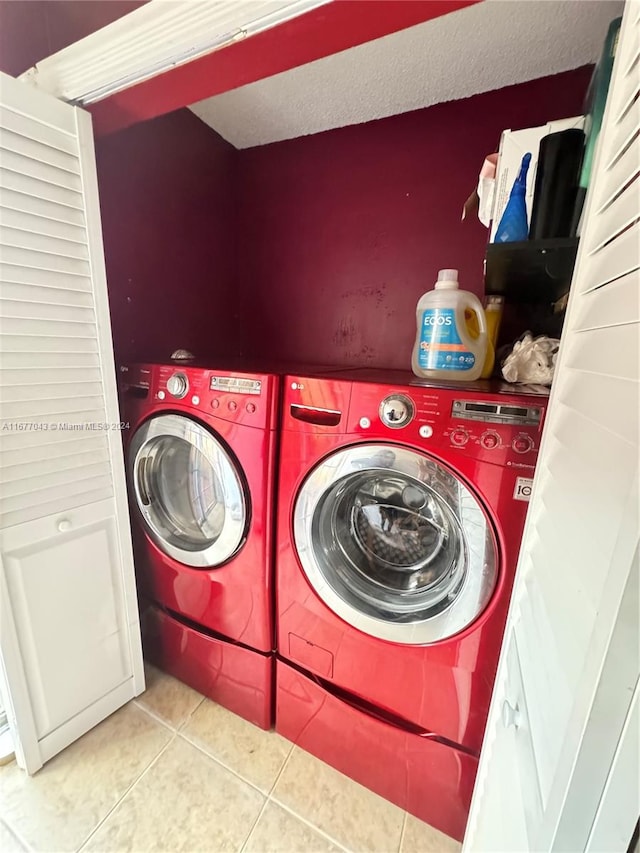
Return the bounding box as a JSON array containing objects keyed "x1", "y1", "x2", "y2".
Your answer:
[{"x1": 0, "y1": 664, "x2": 462, "y2": 853}]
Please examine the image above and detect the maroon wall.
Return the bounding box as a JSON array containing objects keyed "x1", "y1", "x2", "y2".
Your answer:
[
  {"x1": 0, "y1": 1, "x2": 50, "y2": 77},
  {"x1": 95, "y1": 109, "x2": 239, "y2": 366},
  {"x1": 0, "y1": 1, "x2": 144, "y2": 76},
  {"x1": 236, "y1": 66, "x2": 592, "y2": 370}
]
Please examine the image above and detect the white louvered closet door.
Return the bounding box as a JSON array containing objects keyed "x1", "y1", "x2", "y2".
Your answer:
[
  {"x1": 0, "y1": 72, "x2": 144, "y2": 774},
  {"x1": 464, "y1": 3, "x2": 639, "y2": 852}
]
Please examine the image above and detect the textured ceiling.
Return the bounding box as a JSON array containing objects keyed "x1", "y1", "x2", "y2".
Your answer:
[{"x1": 190, "y1": 0, "x2": 623, "y2": 150}]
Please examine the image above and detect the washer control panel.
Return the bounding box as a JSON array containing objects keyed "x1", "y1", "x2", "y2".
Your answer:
[
  {"x1": 335, "y1": 378, "x2": 547, "y2": 468},
  {"x1": 379, "y1": 394, "x2": 415, "y2": 429}
]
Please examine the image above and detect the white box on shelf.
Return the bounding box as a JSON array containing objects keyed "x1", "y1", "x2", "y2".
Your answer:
[{"x1": 490, "y1": 115, "x2": 585, "y2": 242}]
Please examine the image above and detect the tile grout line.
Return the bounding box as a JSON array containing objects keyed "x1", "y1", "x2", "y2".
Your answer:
[
  {"x1": 265, "y1": 796, "x2": 353, "y2": 853},
  {"x1": 264, "y1": 746, "x2": 352, "y2": 853},
  {"x1": 132, "y1": 699, "x2": 181, "y2": 734},
  {"x1": 1, "y1": 814, "x2": 34, "y2": 853},
  {"x1": 133, "y1": 689, "x2": 206, "y2": 736},
  {"x1": 266, "y1": 744, "x2": 407, "y2": 853},
  {"x1": 177, "y1": 729, "x2": 274, "y2": 798},
  {"x1": 237, "y1": 794, "x2": 270, "y2": 853},
  {"x1": 398, "y1": 811, "x2": 408, "y2": 853},
  {"x1": 75, "y1": 731, "x2": 179, "y2": 853},
  {"x1": 176, "y1": 695, "x2": 206, "y2": 733},
  {"x1": 238, "y1": 739, "x2": 295, "y2": 853},
  {"x1": 266, "y1": 741, "x2": 295, "y2": 797}
]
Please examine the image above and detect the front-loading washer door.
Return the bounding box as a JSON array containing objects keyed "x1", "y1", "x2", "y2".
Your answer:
[
  {"x1": 129, "y1": 413, "x2": 248, "y2": 568},
  {"x1": 294, "y1": 443, "x2": 498, "y2": 644}
]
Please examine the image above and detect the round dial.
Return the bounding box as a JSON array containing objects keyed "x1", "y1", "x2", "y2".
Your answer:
[
  {"x1": 379, "y1": 394, "x2": 415, "y2": 429},
  {"x1": 451, "y1": 428, "x2": 469, "y2": 447},
  {"x1": 480, "y1": 431, "x2": 500, "y2": 450},
  {"x1": 166, "y1": 372, "x2": 188, "y2": 399},
  {"x1": 512, "y1": 434, "x2": 534, "y2": 454}
]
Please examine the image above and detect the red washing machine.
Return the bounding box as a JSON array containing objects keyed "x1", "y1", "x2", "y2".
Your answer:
[
  {"x1": 121, "y1": 362, "x2": 279, "y2": 729},
  {"x1": 275, "y1": 369, "x2": 547, "y2": 839}
]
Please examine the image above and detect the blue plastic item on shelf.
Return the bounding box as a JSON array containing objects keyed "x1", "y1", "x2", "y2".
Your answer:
[{"x1": 494, "y1": 152, "x2": 531, "y2": 243}]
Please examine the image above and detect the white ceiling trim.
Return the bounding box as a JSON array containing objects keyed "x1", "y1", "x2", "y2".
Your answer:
[
  {"x1": 19, "y1": 0, "x2": 331, "y2": 105},
  {"x1": 190, "y1": 0, "x2": 624, "y2": 150}
]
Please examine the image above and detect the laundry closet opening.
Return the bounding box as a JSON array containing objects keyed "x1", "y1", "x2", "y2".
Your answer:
[{"x1": 1, "y1": 1, "x2": 635, "y2": 849}]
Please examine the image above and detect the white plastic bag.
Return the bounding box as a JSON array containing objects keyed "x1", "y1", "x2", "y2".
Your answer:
[{"x1": 502, "y1": 333, "x2": 560, "y2": 385}]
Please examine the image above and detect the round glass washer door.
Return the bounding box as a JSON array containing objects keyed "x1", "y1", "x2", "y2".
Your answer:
[
  {"x1": 294, "y1": 443, "x2": 498, "y2": 644},
  {"x1": 129, "y1": 413, "x2": 248, "y2": 568}
]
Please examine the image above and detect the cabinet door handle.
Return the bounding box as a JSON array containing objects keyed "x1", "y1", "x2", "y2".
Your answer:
[
  {"x1": 57, "y1": 518, "x2": 72, "y2": 532},
  {"x1": 502, "y1": 699, "x2": 522, "y2": 729}
]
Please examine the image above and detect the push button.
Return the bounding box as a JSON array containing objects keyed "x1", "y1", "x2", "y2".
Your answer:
[
  {"x1": 246, "y1": 402, "x2": 256, "y2": 414},
  {"x1": 228, "y1": 400, "x2": 238, "y2": 412},
  {"x1": 211, "y1": 398, "x2": 220, "y2": 409}
]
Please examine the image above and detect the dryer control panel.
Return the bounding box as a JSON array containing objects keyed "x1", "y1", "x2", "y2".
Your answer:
[{"x1": 121, "y1": 363, "x2": 279, "y2": 431}]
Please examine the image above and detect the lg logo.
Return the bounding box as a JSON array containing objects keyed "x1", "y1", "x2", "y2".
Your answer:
[{"x1": 291, "y1": 382, "x2": 305, "y2": 390}]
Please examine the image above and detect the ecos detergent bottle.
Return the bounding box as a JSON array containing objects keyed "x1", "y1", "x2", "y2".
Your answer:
[{"x1": 411, "y1": 269, "x2": 487, "y2": 382}]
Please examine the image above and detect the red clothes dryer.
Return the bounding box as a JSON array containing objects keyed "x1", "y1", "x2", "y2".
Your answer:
[
  {"x1": 275, "y1": 369, "x2": 547, "y2": 839},
  {"x1": 122, "y1": 362, "x2": 279, "y2": 729}
]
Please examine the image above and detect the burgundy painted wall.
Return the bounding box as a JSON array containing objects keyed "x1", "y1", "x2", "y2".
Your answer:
[
  {"x1": 236, "y1": 66, "x2": 592, "y2": 370},
  {"x1": 95, "y1": 109, "x2": 239, "y2": 367},
  {"x1": 0, "y1": 1, "x2": 144, "y2": 76},
  {"x1": 0, "y1": 1, "x2": 49, "y2": 77}
]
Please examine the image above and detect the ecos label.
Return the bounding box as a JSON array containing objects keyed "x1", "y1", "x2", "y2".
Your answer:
[
  {"x1": 513, "y1": 477, "x2": 534, "y2": 502},
  {"x1": 418, "y1": 308, "x2": 475, "y2": 371}
]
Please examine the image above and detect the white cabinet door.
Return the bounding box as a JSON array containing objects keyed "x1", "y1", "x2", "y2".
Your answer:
[
  {"x1": 0, "y1": 502, "x2": 142, "y2": 772},
  {"x1": 0, "y1": 71, "x2": 144, "y2": 773},
  {"x1": 464, "y1": 2, "x2": 640, "y2": 851}
]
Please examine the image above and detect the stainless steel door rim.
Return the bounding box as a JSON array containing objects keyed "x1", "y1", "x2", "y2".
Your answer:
[
  {"x1": 293, "y1": 443, "x2": 498, "y2": 645},
  {"x1": 129, "y1": 413, "x2": 247, "y2": 568}
]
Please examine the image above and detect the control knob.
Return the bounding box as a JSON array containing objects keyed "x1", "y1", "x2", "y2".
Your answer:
[
  {"x1": 480, "y1": 431, "x2": 500, "y2": 450},
  {"x1": 166, "y1": 372, "x2": 188, "y2": 399},
  {"x1": 450, "y1": 428, "x2": 469, "y2": 447},
  {"x1": 379, "y1": 394, "x2": 415, "y2": 429},
  {"x1": 512, "y1": 434, "x2": 534, "y2": 454}
]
